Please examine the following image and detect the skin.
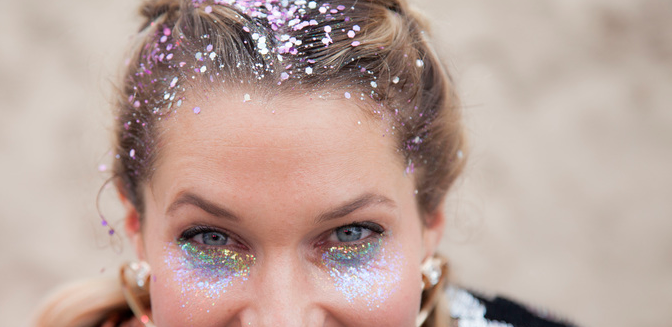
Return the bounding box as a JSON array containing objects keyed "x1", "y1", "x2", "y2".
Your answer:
[{"x1": 123, "y1": 92, "x2": 445, "y2": 327}]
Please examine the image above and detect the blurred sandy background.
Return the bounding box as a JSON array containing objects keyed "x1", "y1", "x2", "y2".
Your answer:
[{"x1": 1, "y1": 0, "x2": 670, "y2": 326}]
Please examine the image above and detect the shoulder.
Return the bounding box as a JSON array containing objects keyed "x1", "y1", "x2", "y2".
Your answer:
[{"x1": 446, "y1": 285, "x2": 577, "y2": 327}]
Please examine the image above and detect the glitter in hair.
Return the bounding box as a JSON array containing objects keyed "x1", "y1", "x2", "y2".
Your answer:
[
  {"x1": 114, "y1": 0, "x2": 466, "y2": 223},
  {"x1": 125, "y1": 0, "x2": 367, "y2": 119}
]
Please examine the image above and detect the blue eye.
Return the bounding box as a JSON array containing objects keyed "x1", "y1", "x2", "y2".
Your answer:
[
  {"x1": 192, "y1": 231, "x2": 230, "y2": 246},
  {"x1": 331, "y1": 225, "x2": 373, "y2": 243}
]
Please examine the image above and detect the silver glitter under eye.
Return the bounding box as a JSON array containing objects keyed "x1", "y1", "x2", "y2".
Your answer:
[
  {"x1": 321, "y1": 236, "x2": 402, "y2": 309},
  {"x1": 164, "y1": 240, "x2": 256, "y2": 302}
]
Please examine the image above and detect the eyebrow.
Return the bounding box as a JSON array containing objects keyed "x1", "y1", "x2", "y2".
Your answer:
[
  {"x1": 165, "y1": 191, "x2": 395, "y2": 223},
  {"x1": 315, "y1": 193, "x2": 396, "y2": 224},
  {"x1": 166, "y1": 192, "x2": 240, "y2": 221}
]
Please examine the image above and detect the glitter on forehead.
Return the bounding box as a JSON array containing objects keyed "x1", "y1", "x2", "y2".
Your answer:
[
  {"x1": 321, "y1": 237, "x2": 402, "y2": 309},
  {"x1": 164, "y1": 241, "x2": 256, "y2": 301}
]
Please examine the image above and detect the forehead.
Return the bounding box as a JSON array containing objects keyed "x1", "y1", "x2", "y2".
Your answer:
[{"x1": 151, "y1": 93, "x2": 405, "y2": 199}]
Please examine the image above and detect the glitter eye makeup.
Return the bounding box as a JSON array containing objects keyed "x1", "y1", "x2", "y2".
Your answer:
[
  {"x1": 164, "y1": 228, "x2": 255, "y2": 303},
  {"x1": 323, "y1": 237, "x2": 382, "y2": 267},
  {"x1": 320, "y1": 224, "x2": 402, "y2": 309}
]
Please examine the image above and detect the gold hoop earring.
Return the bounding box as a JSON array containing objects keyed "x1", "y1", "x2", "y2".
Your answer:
[
  {"x1": 416, "y1": 256, "x2": 448, "y2": 327},
  {"x1": 120, "y1": 261, "x2": 155, "y2": 327}
]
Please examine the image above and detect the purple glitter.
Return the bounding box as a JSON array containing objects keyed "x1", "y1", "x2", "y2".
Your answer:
[
  {"x1": 321, "y1": 237, "x2": 402, "y2": 309},
  {"x1": 164, "y1": 241, "x2": 255, "y2": 301},
  {"x1": 122, "y1": 0, "x2": 424, "y2": 152}
]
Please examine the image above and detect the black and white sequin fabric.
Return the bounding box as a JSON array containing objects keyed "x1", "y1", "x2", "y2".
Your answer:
[{"x1": 446, "y1": 286, "x2": 576, "y2": 327}]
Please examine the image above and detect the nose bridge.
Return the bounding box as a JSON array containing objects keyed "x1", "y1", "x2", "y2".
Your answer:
[{"x1": 250, "y1": 249, "x2": 315, "y2": 326}]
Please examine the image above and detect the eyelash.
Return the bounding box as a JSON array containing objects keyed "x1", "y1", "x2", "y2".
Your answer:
[
  {"x1": 179, "y1": 221, "x2": 385, "y2": 249},
  {"x1": 321, "y1": 222, "x2": 385, "y2": 246},
  {"x1": 179, "y1": 226, "x2": 245, "y2": 250},
  {"x1": 180, "y1": 225, "x2": 223, "y2": 240}
]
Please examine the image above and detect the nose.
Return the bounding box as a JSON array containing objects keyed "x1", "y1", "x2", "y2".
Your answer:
[{"x1": 241, "y1": 251, "x2": 325, "y2": 326}]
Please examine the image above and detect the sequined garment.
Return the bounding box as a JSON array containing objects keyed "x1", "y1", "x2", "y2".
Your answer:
[{"x1": 447, "y1": 285, "x2": 577, "y2": 327}]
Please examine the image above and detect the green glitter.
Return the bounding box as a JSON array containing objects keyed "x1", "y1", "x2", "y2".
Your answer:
[
  {"x1": 322, "y1": 238, "x2": 382, "y2": 267},
  {"x1": 165, "y1": 240, "x2": 257, "y2": 300},
  {"x1": 177, "y1": 240, "x2": 255, "y2": 274},
  {"x1": 320, "y1": 237, "x2": 401, "y2": 307}
]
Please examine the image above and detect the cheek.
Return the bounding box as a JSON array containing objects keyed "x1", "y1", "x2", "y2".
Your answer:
[
  {"x1": 316, "y1": 237, "x2": 422, "y2": 325},
  {"x1": 148, "y1": 242, "x2": 255, "y2": 326},
  {"x1": 320, "y1": 238, "x2": 402, "y2": 308},
  {"x1": 165, "y1": 241, "x2": 255, "y2": 299},
  {"x1": 369, "y1": 239, "x2": 423, "y2": 325}
]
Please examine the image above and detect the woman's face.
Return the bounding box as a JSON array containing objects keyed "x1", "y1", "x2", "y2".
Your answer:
[{"x1": 127, "y1": 93, "x2": 445, "y2": 326}]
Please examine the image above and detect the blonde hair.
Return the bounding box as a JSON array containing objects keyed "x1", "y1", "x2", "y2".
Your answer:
[
  {"x1": 35, "y1": 0, "x2": 464, "y2": 325},
  {"x1": 33, "y1": 277, "x2": 126, "y2": 327}
]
